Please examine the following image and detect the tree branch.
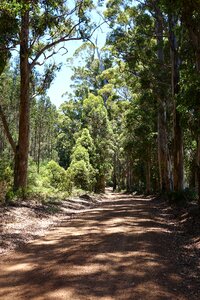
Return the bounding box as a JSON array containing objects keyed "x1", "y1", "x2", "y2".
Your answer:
[{"x1": 29, "y1": 20, "x2": 83, "y2": 69}]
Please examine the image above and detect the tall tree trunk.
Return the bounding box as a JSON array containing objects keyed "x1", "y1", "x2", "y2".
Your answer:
[
  {"x1": 14, "y1": 10, "x2": 30, "y2": 191},
  {"x1": 37, "y1": 128, "x2": 41, "y2": 174},
  {"x1": 181, "y1": 3, "x2": 200, "y2": 207},
  {"x1": 169, "y1": 14, "x2": 184, "y2": 191},
  {"x1": 146, "y1": 145, "x2": 151, "y2": 194},
  {"x1": 155, "y1": 8, "x2": 171, "y2": 192},
  {"x1": 157, "y1": 102, "x2": 170, "y2": 192},
  {"x1": 126, "y1": 156, "x2": 132, "y2": 192},
  {"x1": 112, "y1": 153, "x2": 117, "y2": 191},
  {"x1": 96, "y1": 43, "x2": 108, "y2": 108},
  {"x1": 195, "y1": 54, "x2": 200, "y2": 208}
]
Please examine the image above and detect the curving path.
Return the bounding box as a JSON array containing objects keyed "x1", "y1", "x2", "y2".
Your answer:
[{"x1": 0, "y1": 192, "x2": 199, "y2": 299}]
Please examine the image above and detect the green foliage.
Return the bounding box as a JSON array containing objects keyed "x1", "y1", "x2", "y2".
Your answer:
[
  {"x1": 167, "y1": 188, "x2": 198, "y2": 206},
  {"x1": 27, "y1": 160, "x2": 71, "y2": 195},
  {"x1": 57, "y1": 100, "x2": 82, "y2": 168},
  {"x1": 82, "y1": 93, "x2": 114, "y2": 191},
  {"x1": 75, "y1": 128, "x2": 96, "y2": 157},
  {"x1": 67, "y1": 133, "x2": 96, "y2": 191},
  {"x1": 0, "y1": 9, "x2": 18, "y2": 74},
  {"x1": 0, "y1": 150, "x2": 13, "y2": 202},
  {"x1": 1, "y1": 0, "x2": 200, "y2": 205},
  {"x1": 46, "y1": 160, "x2": 69, "y2": 191},
  {"x1": 68, "y1": 160, "x2": 95, "y2": 191}
]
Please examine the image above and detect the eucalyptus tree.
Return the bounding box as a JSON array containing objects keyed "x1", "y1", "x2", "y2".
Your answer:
[
  {"x1": 64, "y1": 42, "x2": 130, "y2": 191},
  {"x1": 105, "y1": 0, "x2": 174, "y2": 192},
  {"x1": 67, "y1": 128, "x2": 96, "y2": 191},
  {"x1": 158, "y1": 0, "x2": 200, "y2": 202},
  {"x1": 82, "y1": 93, "x2": 113, "y2": 192},
  {"x1": 177, "y1": 0, "x2": 200, "y2": 205},
  {"x1": 0, "y1": 0, "x2": 95, "y2": 193},
  {"x1": 69, "y1": 41, "x2": 112, "y2": 104}
]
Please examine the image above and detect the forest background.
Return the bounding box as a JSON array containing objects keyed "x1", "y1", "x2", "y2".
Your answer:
[{"x1": 0, "y1": 0, "x2": 200, "y2": 209}]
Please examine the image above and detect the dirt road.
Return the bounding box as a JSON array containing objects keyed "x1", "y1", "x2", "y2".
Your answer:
[{"x1": 0, "y1": 192, "x2": 199, "y2": 299}]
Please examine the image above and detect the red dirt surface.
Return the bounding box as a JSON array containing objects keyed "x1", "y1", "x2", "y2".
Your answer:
[{"x1": 0, "y1": 192, "x2": 200, "y2": 299}]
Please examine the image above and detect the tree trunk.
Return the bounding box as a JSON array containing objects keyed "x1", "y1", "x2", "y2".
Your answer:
[
  {"x1": 195, "y1": 53, "x2": 200, "y2": 208},
  {"x1": 146, "y1": 146, "x2": 151, "y2": 194},
  {"x1": 126, "y1": 157, "x2": 132, "y2": 192},
  {"x1": 95, "y1": 174, "x2": 105, "y2": 193},
  {"x1": 169, "y1": 14, "x2": 184, "y2": 191},
  {"x1": 14, "y1": 10, "x2": 30, "y2": 191},
  {"x1": 155, "y1": 7, "x2": 171, "y2": 193},
  {"x1": 112, "y1": 153, "x2": 117, "y2": 191},
  {"x1": 181, "y1": 4, "x2": 200, "y2": 207},
  {"x1": 157, "y1": 103, "x2": 171, "y2": 192},
  {"x1": 37, "y1": 129, "x2": 41, "y2": 174}
]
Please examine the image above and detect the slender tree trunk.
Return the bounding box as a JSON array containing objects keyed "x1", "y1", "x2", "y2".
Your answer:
[
  {"x1": 14, "y1": 10, "x2": 30, "y2": 191},
  {"x1": 96, "y1": 44, "x2": 108, "y2": 108},
  {"x1": 146, "y1": 146, "x2": 151, "y2": 194},
  {"x1": 169, "y1": 14, "x2": 184, "y2": 191},
  {"x1": 195, "y1": 53, "x2": 200, "y2": 207},
  {"x1": 112, "y1": 153, "x2": 117, "y2": 191},
  {"x1": 37, "y1": 129, "x2": 41, "y2": 174},
  {"x1": 155, "y1": 7, "x2": 171, "y2": 193},
  {"x1": 157, "y1": 103, "x2": 170, "y2": 192},
  {"x1": 181, "y1": 5, "x2": 200, "y2": 207},
  {"x1": 126, "y1": 157, "x2": 132, "y2": 192}
]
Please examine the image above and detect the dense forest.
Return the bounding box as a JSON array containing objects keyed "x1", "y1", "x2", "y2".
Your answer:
[{"x1": 0, "y1": 0, "x2": 200, "y2": 208}]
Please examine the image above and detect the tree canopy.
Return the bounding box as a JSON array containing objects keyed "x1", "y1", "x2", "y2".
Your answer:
[{"x1": 0, "y1": 0, "x2": 200, "y2": 210}]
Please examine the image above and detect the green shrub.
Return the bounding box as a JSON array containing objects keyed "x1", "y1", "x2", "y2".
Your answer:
[
  {"x1": 68, "y1": 160, "x2": 95, "y2": 191},
  {"x1": 71, "y1": 145, "x2": 90, "y2": 163},
  {"x1": 167, "y1": 188, "x2": 198, "y2": 206},
  {"x1": 67, "y1": 139, "x2": 96, "y2": 191},
  {"x1": 0, "y1": 162, "x2": 13, "y2": 203},
  {"x1": 28, "y1": 159, "x2": 39, "y2": 187},
  {"x1": 46, "y1": 160, "x2": 70, "y2": 191}
]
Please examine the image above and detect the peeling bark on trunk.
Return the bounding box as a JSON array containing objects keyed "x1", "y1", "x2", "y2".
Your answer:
[{"x1": 14, "y1": 10, "x2": 30, "y2": 191}]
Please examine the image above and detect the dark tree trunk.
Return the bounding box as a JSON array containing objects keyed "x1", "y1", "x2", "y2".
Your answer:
[
  {"x1": 181, "y1": 3, "x2": 200, "y2": 207},
  {"x1": 126, "y1": 157, "x2": 132, "y2": 192},
  {"x1": 14, "y1": 10, "x2": 30, "y2": 191},
  {"x1": 146, "y1": 156, "x2": 151, "y2": 194},
  {"x1": 169, "y1": 14, "x2": 184, "y2": 192},
  {"x1": 95, "y1": 174, "x2": 105, "y2": 193}
]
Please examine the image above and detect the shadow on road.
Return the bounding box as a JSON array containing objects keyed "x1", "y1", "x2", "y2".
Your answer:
[{"x1": 0, "y1": 193, "x2": 199, "y2": 299}]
